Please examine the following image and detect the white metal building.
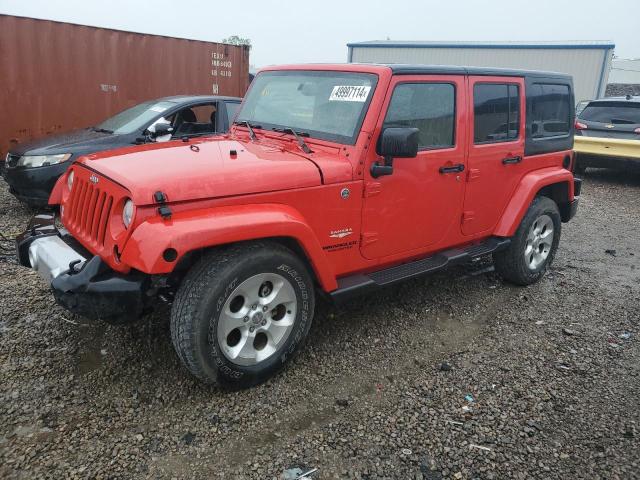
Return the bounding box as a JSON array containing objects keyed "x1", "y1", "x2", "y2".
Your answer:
[
  {"x1": 609, "y1": 59, "x2": 640, "y2": 85},
  {"x1": 347, "y1": 41, "x2": 615, "y2": 103}
]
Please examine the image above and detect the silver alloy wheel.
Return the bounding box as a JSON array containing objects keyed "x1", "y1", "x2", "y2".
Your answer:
[
  {"x1": 216, "y1": 273, "x2": 297, "y2": 366},
  {"x1": 524, "y1": 214, "x2": 554, "y2": 270}
]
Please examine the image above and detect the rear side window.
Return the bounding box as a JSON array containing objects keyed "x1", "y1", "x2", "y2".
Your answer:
[
  {"x1": 383, "y1": 83, "x2": 455, "y2": 150},
  {"x1": 474, "y1": 84, "x2": 520, "y2": 143},
  {"x1": 579, "y1": 102, "x2": 640, "y2": 125},
  {"x1": 530, "y1": 84, "x2": 571, "y2": 138}
]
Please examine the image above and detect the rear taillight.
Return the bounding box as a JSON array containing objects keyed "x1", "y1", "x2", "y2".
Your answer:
[{"x1": 575, "y1": 121, "x2": 588, "y2": 130}]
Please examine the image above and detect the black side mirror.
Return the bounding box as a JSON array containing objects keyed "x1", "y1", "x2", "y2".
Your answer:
[
  {"x1": 371, "y1": 127, "x2": 419, "y2": 178},
  {"x1": 151, "y1": 122, "x2": 173, "y2": 138}
]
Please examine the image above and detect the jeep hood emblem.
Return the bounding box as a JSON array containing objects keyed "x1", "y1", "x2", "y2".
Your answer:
[{"x1": 89, "y1": 174, "x2": 99, "y2": 184}]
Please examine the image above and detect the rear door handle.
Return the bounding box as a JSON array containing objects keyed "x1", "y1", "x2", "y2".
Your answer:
[
  {"x1": 439, "y1": 163, "x2": 465, "y2": 174},
  {"x1": 502, "y1": 156, "x2": 522, "y2": 165}
]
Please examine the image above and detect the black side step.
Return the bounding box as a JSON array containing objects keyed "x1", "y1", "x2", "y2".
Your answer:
[{"x1": 330, "y1": 237, "x2": 510, "y2": 303}]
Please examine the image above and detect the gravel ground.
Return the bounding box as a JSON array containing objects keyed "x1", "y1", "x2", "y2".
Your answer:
[{"x1": 0, "y1": 170, "x2": 639, "y2": 479}]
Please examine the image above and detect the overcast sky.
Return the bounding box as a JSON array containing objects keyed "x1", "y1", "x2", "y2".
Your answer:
[{"x1": 1, "y1": 0, "x2": 638, "y2": 66}]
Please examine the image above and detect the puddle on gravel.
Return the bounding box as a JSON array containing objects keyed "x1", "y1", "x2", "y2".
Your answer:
[
  {"x1": 0, "y1": 317, "x2": 8, "y2": 335},
  {"x1": 216, "y1": 281, "x2": 513, "y2": 469},
  {"x1": 76, "y1": 323, "x2": 106, "y2": 374}
]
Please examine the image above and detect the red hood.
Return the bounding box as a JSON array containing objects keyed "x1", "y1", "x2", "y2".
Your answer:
[{"x1": 78, "y1": 137, "x2": 335, "y2": 205}]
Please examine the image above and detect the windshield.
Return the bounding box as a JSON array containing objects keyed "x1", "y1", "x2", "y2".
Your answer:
[
  {"x1": 580, "y1": 102, "x2": 640, "y2": 125},
  {"x1": 95, "y1": 100, "x2": 176, "y2": 134},
  {"x1": 237, "y1": 70, "x2": 378, "y2": 144}
]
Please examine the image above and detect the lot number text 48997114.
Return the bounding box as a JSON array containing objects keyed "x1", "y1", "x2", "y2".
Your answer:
[{"x1": 329, "y1": 85, "x2": 371, "y2": 102}]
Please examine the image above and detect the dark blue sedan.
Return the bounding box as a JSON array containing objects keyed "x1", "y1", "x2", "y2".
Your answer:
[{"x1": 1, "y1": 95, "x2": 242, "y2": 207}]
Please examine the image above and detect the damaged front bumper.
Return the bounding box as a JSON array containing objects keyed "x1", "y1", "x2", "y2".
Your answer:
[{"x1": 16, "y1": 214, "x2": 151, "y2": 323}]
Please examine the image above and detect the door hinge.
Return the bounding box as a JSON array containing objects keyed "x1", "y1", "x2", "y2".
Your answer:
[
  {"x1": 363, "y1": 181, "x2": 382, "y2": 198},
  {"x1": 361, "y1": 232, "x2": 379, "y2": 246},
  {"x1": 467, "y1": 168, "x2": 481, "y2": 182}
]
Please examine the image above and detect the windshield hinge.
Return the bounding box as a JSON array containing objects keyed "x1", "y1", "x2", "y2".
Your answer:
[
  {"x1": 363, "y1": 181, "x2": 382, "y2": 198},
  {"x1": 361, "y1": 232, "x2": 379, "y2": 246}
]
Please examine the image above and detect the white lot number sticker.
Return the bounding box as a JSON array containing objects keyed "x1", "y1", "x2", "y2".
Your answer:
[
  {"x1": 149, "y1": 106, "x2": 167, "y2": 113},
  {"x1": 329, "y1": 85, "x2": 371, "y2": 102}
]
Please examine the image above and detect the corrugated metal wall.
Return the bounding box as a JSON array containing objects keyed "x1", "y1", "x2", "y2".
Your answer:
[
  {"x1": 0, "y1": 15, "x2": 250, "y2": 156},
  {"x1": 350, "y1": 45, "x2": 613, "y2": 103}
]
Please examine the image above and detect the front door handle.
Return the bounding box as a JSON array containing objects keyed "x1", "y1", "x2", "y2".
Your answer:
[
  {"x1": 439, "y1": 163, "x2": 465, "y2": 174},
  {"x1": 502, "y1": 155, "x2": 522, "y2": 165}
]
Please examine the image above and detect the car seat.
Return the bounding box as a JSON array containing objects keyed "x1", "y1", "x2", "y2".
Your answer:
[{"x1": 173, "y1": 108, "x2": 197, "y2": 135}]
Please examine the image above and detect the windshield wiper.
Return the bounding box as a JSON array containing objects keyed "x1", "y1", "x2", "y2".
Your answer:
[
  {"x1": 91, "y1": 127, "x2": 113, "y2": 134},
  {"x1": 272, "y1": 127, "x2": 313, "y2": 154},
  {"x1": 233, "y1": 120, "x2": 261, "y2": 141}
]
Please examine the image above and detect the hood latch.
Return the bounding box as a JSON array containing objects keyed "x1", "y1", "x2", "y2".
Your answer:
[{"x1": 154, "y1": 191, "x2": 172, "y2": 220}]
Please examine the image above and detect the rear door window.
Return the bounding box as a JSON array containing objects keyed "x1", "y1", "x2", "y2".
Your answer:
[
  {"x1": 579, "y1": 102, "x2": 640, "y2": 125},
  {"x1": 383, "y1": 83, "x2": 456, "y2": 150},
  {"x1": 530, "y1": 84, "x2": 571, "y2": 138},
  {"x1": 473, "y1": 83, "x2": 520, "y2": 143}
]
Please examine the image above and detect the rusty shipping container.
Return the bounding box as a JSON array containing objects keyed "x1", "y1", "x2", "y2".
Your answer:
[{"x1": 0, "y1": 14, "x2": 250, "y2": 157}]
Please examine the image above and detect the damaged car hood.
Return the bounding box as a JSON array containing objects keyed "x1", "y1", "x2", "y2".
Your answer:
[{"x1": 77, "y1": 138, "x2": 325, "y2": 205}]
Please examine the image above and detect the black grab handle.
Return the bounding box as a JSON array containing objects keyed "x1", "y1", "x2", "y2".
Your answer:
[
  {"x1": 502, "y1": 156, "x2": 522, "y2": 165},
  {"x1": 439, "y1": 163, "x2": 465, "y2": 174}
]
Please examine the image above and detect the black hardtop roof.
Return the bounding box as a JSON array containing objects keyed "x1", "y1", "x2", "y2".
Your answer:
[
  {"x1": 158, "y1": 94, "x2": 242, "y2": 103},
  {"x1": 381, "y1": 63, "x2": 572, "y2": 80}
]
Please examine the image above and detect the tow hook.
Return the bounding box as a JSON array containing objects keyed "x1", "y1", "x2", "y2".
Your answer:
[{"x1": 68, "y1": 259, "x2": 84, "y2": 274}]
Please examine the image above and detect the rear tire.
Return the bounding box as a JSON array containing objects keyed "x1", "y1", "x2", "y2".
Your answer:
[
  {"x1": 493, "y1": 196, "x2": 561, "y2": 286},
  {"x1": 170, "y1": 241, "x2": 315, "y2": 389}
]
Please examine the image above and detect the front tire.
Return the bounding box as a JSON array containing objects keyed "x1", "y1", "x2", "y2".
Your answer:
[
  {"x1": 493, "y1": 196, "x2": 561, "y2": 286},
  {"x1": 170, "y1": 242, "x2": 315, "y2": 389}
]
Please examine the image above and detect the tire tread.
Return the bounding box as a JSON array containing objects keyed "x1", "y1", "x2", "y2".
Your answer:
[{"x1": 170, "y1": 241, "x2": 311, "y2": 385}]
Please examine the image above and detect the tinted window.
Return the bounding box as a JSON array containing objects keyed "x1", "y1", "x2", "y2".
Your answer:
[
  {"x1": 383, "y1": 83, "x2": 455, "y2": 149},
  {"x1": 474, "y1": 84, "x2": 520, "y2": 143},
  {"x1": 580, "y1": 102, "x2": 640, "y2": 124},
  {"x1": 225, "y1": 102, "x2": 241, "y2": 123},
  {"x1": 530, "y1": 84, "x2": 571, "y2": 138},
  {"x1": 576, "y1": 100, "x2": 590, "y2": 116}
]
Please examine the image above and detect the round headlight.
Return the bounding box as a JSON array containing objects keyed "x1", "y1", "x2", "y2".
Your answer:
[
  {"x1": 67, "y1": 170, "x2": 74, "y2": 190},
  {"x1": 122, "y1": 199, "x2": 135, "y2": 229}
]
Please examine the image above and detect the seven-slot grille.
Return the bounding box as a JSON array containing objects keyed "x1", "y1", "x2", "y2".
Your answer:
[{"x1": 65, "y1": 175, "x2": 114, "y2": 247}]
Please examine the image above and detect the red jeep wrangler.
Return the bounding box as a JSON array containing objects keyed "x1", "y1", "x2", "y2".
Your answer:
[{"x1": 17, "y1": 64, "x2": 581, "y2": 388}]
